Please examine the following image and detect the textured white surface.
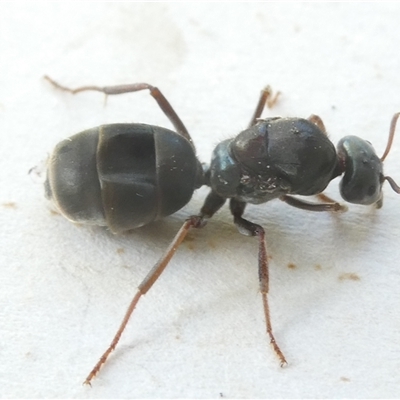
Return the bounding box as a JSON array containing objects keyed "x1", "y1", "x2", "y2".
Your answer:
[{"x1": 1, "y1": 3, "x2": 400, "y2": 398}]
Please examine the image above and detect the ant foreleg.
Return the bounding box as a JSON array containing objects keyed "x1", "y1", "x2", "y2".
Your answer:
[{"x1": 280, "y1": 194, "x2": 347, "y2": 212}]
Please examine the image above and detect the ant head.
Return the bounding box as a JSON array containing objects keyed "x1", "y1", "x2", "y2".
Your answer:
[{"x1": 337, "y1": 113, "x2": 400, "y2": 207}]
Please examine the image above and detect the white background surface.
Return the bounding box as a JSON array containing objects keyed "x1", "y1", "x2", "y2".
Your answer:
[{"x1": 1, "y1": 3, "x2": 400, "y2": 398}]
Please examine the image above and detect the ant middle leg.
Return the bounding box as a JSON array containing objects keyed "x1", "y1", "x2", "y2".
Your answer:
[
  {"x1": 248, "y1": 86, "x2": 281, "y2": 127},
  {"x1": 229, "y1": 198, "x2": 287, "y2": 367},
  {"x1": 308, "y1": 114, "x2": 327, "y2": 134}
]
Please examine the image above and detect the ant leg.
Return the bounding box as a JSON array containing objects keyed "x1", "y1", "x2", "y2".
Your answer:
[
  {"x1": 248, "y1": 86, "x2": 280, "y2": 127},
  {"x1": 229, "y1": 198, "x2": 287, "y2": 367},
  {"x1": 84, "y1": 191, "x2": 226, "y2": 385},
  {"x1": 280, "y1": 194, "x2": 347, "y2": 212},
  {"x1": 315, "y1": 193, "x2": 341, "y2": 204},
  {"x1": 44, "y1": 75, "x2": 193, "y2": 146},
  {"x1": 308, "y1": 114, "x2": 327, "y2": 134},
  {"x1": 199, "y1": 190, "x2": 227, "y2": 219},
  {"x1": 83, "y1": 216, "x2": 203, "y2": 386}
]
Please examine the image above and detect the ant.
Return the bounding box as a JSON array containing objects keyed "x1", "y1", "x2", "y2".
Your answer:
[{"x1": 43, "y1": 75, "x2": 400, "y2": 385}]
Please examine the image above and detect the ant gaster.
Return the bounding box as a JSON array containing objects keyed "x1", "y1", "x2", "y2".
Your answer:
[{"x1": 43, "y1": 76, "x2": 400, "y2": 385}]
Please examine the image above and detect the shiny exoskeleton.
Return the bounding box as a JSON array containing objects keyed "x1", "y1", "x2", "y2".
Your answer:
[
  {"x1": 45, "y1": 124, "x2": 204, "y2": 233},
  {"x1": 43, "y1": 76, "x2": 400, "y2": 385}
]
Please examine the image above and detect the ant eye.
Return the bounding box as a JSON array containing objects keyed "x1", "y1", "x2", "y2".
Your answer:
[{"x1": 367, "y1": 185, "x2": 376, "y2": 197}]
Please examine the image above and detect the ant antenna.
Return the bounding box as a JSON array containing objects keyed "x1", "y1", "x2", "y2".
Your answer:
[
  {"x1": 381, "y1": 113, "x2": 400, "y2": 161},
  {"x1": 380, "y1": 112, "x2": 400, "y2": 193}
]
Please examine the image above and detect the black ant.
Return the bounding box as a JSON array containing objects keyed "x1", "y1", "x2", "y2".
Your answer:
[{"x1": 43, "y1": 76, "x2": 400, "y2": 385}]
